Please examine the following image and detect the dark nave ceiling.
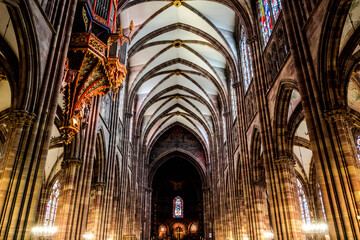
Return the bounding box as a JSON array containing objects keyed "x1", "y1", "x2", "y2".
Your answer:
[{"x1": 119, "y1": 0, "x2": 247, "y2": 155}]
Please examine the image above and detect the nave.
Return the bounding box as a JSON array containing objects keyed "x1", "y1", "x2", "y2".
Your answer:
[{"x1": 0, "y1": 0, "x2": 360, "y2": 239}]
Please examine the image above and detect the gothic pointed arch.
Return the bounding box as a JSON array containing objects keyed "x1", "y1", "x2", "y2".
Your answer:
[{"x1": 273, "y1": 79, "x2": 299, "y2": 158}]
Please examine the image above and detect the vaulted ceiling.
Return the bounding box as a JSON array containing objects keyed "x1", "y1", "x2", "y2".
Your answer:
[{"x1": 119, "y1": 0, "x2": 247, "y2": 152}]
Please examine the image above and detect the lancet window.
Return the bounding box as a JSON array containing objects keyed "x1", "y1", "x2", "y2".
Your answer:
[
  {"x1": 241, "y1": 30, "x2": 253, "y2": 91},
  {"x1": 317, "y1": 183, "x2": 327, "y2": 221},
  {"x1": 296, "y1": 178, "x2": 311, "y2": 224},
  {"x1": 173, "y1": 196, "x2": 184, "y2": 218},
  {"x1": 357, "y1": 135, "x2": 360, "y2": 161},
  {"x1": 230, "y1": 79, "x2": 237, "y2": 121},
  {"x1": 257, "y1": 0, "x2": 282, "y2": 45},
  {"x1": 44, "y1": 180, "x2": 60, "y2": 226}
]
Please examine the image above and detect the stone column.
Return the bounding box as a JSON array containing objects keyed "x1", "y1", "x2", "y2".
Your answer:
[
  {"x1": 249, "y1": 181, "x2": 269, "y2": 240},
  {"x1": 87, "y1": 182, "x2": 106, "y2": 239},
  {"x1": 273, "y1": 156, "x2": 304, "y2": 240},
  {"x1": 143, "y1": 187, "x2": 152, "y2": 240},
  {"x1": 56, "y1": 157, "x2": 83, "y2": 239},
  {"x1": 0, "y1": 110, "x2": 37, "y2": 239},
  {"x1": 55, "y1": 97, "x2": 100, "y2": 240},
  {"x1": 281, "y1": 0, "x2": 360, "y2": 238}
]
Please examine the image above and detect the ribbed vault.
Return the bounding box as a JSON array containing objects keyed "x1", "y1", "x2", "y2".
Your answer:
[{"x1": 120, "y1": 0, "x2": 245, "y2": 154}]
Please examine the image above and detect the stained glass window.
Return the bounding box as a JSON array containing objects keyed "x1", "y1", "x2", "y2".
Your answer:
[
  {"x1": 296, "y1": 179, "x2": 311, "y2": 224},
  {"x1": 317, "y1": 183, "x2": 327, "y2": 221},
  {"x1": 230, "y1": 79, "x2": 237, "y2": 121},
  {"x1": 257, "y1": 0, "x2": 282, "y2": 45},
  {"x1": 241, "y1": 30, "x2": 253, "y2": 91},
  {"x1": 257, "y1": 0, "x2": 273, "y2": 44},
  {"x1": 357, "y1": 135, "x2": 360, "y2": 161},
  {"x1": 44, "y1": 180, "x2": 60, "y2": 226},
  {"x1": 270, "y1": 0, "x2": 282, "y2": 21},
  {"x1": 173, "y1": 196, "x2": 184, "y2": 218}
]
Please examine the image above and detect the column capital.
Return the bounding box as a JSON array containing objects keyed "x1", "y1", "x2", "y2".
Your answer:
[
  {"x1": 125, "y1": 112, "x2": 133, "y2": 118},
  {"x1": 323, "y1": 107, "x2": 347, "y2": 122},
  {"x1": 232, "y1": 81, "x2": 241, "y2": 89},
  {"x1": 246, "y1": 35, "x2": 258, "y2": 44},
  {"x1": 61, "y1": 157, "x2": 83, "y2": 169},
  {"x1": 91, "y1": 181, "x2": 106, "y2": 190},
  {"x1": 274, "y1": 155, "x2": 295, "y2": 166},
  {"x1": 9, "y1": 110, "x2": 36, "y2": 126},
  {"x1": 223, "y1": 111, "x2": 230, "y2": 117},
  {"x1": 251, "y1": 179, "x2": 267, "y2": 189}
]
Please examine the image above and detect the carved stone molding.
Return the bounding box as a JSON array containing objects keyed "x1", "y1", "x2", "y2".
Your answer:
[
  {"x1": 274, "y1": 155, "x2": 295, "y2": 166},
  {"x1": 91, "y1": 181, "x2": 106, "y2": 190},
  {"x1": 246, "y1": 35, "x2": 258, "y2": 44},
  {"x1": 9, "y1": 110, "x2": 36, "y2": 126},
  {"x1": 0, "y1": 67, "x2": 7, "y2": 81},
  {"x1": 61, "y1": 157, "x2": 83, "y2": 169},
  {"x1": 125, "y1": 112, "x2": 133, "y2": 118},
  {"x1": 223, "y1": 111, "x2": 230, "y2": 117},
  {"x1": 251, "y1": 179, "x2": 267, "y2": 189},
  {"x1": 323, "y1": 108, "x2": 347, "y2": 122},
  {"x1": 232, "y1": 81, "x2": 241, "y2": 89}
]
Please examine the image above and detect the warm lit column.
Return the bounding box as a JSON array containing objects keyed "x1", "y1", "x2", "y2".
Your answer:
[
  {"x1": 87, "y1": 182, "x2": 106, "y2": 239},
  {"x1": 250, "y1": 181, "x2": 269, "y2": 240},
  {"x1": 0, "y1": 111, "x2": 37, "y2": 239},
  {"x1": 56, "y1": 157, "x2": 83, "y2": 240},
  {"x1": 273, "y1": 156, "x2": 304, "y2": 240},
  {"x1": 281, "y1": 0, "x2": 360, "y2": 238}
]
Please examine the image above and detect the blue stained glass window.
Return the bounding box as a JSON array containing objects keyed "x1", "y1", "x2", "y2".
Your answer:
[
  {"x1": 173, "y1": 196, "x2": 184, "y2": 218},
  {"x1": 241, "y1": 30, "x2": 253, "y2": 91},
  {"x1": 257, "y1": 0, "x2": 273, "y2": 44},
  {"x1": 317, "y1": 183, "x2": 327, "y2": 221},
  {"x1": 297, "y1": 179, "x2": 311, "y2": 224},
  {"x1": 270, "y1": 0, "x2": 282, "y2": 21},
  {"x1": 44, "y1": 180, "x2": 60, "y2": 226}
]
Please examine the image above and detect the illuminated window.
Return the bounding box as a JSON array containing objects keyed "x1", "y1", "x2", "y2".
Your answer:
[
  {"x1": 257, "y1": 0, "x2": 282, "y2": 45},
  {"x1": 44, "y1": 180, "x2": 60, "y2": 226},
  {"x1": 357, "y1": 135, "x2": 360, "y2": 161},
  {"x1": 317, "y1": 183, "x2": 327, "y2": 221},
  {"x1": 297, "y1": 178, "x2": 311, "y2": 224},
  {"x1": 270, "y1": 0, "x2": 282, "y2": 21},
  {"x1": 173, "y1": 196, "x2": 184, "y2": 218},
  {"x1": 230, "y1": 79, "x2": 237, "y2": 121},
  {"x1": 241, "y1": 29, "x2": 253, "y2": 91}
]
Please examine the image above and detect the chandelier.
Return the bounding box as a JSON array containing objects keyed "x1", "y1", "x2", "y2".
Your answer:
[{"x1": 60, "y1": 17, "x2": 133, "y2": 144}]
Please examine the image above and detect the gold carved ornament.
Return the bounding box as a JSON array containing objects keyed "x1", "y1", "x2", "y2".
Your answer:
[{"x1": 60, "y1": 21, "x2": 134, "y2": 144}]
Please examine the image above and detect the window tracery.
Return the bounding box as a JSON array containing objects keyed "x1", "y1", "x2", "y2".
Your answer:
[
  {"x1": 257, "y1": 0, "x2": 282, "y2": 45},
  {"x1": 296, "y1": 178, "x2": 311, "y2": 224},
  {"x1": 44, "y1": 180, "x2": 60, "y2": 226},
  {"x1": 241, "y1": 30, "x2": 253, "y2": 91}
]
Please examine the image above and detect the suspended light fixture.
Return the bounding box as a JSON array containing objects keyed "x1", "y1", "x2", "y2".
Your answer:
[
  {"x1": 302, "y1": 222, "x2": 328, "y2": 235},
  {"x1": 31, "y1": 225, "x2": 58, "y2": 237},
  {"x1": 83, "y1": 232, "x2": 94, "y2": 239},
  {"x1": 60, "y1": 1, "x2": 134, "y2": 144},
  {"x1": 264, "y1": 231, "x2": 274, "y2": 239}
]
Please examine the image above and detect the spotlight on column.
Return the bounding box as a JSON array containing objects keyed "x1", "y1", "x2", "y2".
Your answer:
[
  {"x1": 302, "y1": 223, "x2": 328, "y2": 235},
  {"x1": 264, "y1": 231, "x2": 275, "y2": 239},
  {"x1": 83, "y1": 232, "x2": 94, "y2": 239},
  {"x1": 31, "y1": 225, "x2": 58, "y2": 237}
]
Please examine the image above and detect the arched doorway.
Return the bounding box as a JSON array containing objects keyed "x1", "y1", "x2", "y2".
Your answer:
[{"x1": 150, "y1": 156, "x2": 204, "y2": 240}]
